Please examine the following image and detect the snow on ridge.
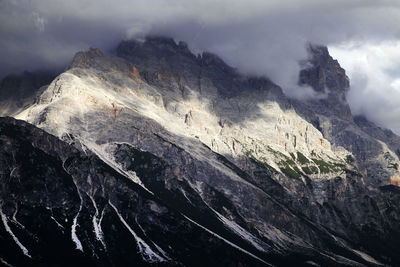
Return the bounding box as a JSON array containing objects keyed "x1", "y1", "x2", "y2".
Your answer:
[
  {"x1": 108, "y1": 201, "x2": 165, "y2": 263},
  {"x1": 0, "y1": 209, "x2": 31, "y2": 258}
]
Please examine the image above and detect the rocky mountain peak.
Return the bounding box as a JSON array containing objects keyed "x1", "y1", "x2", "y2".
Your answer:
[
  {"x1": 116, "y1": 36, "x2": 194, "y2": 64},
  {"x1": 69, "y1": 47, "x2": 106, "y2": 69},
  {"x1": 299, "y1": 44, "x2": 350, "y2": 95},
  {"x1": 114, "y1": 36, "x2": 275, "y2": 98},
  {"x1": 294, "y1": 44, "x2": 353, "y2": 121},
  {"x1": 199, "y1": 51, "x2": 236, "y2": 74}
]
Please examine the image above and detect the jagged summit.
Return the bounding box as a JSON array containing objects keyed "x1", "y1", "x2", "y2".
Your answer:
[
  {"x1": 295, "y1": 44, "x2": 353, "y2": 121},
  {"x1": 300, "y1": 44, "x2": 350, "y2": 95},
  {"x1": 73, "y1": 37, "x2": 347, "y2": 101},
  {"x1": 116, "y1": 36, "x2": 196, "y2": 70},
  {"x1": 115, "y1": 36, "x2": 279, "y2": 98},
  {"x1": 118, "y1": 36, "x2": 192, "y2": 56}
]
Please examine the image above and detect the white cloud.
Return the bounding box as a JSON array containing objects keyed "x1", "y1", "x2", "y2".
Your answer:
[{"x1": 330, "y1": 41, "x2": 400, "y2": 134}]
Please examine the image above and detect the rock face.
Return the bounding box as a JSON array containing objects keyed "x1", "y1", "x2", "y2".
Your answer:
[{"x1": 0, "y1": 37, "x2": 400, "y2": 266}]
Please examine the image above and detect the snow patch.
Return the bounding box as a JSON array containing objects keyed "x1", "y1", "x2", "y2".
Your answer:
[
  {"x1": 0, "y1": 257, "x2": 13, "y2": 267},
  {"x1": 352, "y1": 249, "x2": 384, "y2": 266},
  {"x1": 88, "y1": 195, "x2": 107, "y2": 250},
  {"x1": 0, "y1": 209, "x2": 31, "y2": 258},
  {"x1": 182, "y1": 214, "x2": 271, "y2": 266},
  {"x1": 211, "y1": 208, "x2": 267, "y2": 252},
  {"x1": 11, "y1": 204, "x2": 25, "y2": 230},
  {"x1": 70, "y1": 178, "x2": 84, "y2": 252},
  {"x1": 62, "y1": 161, "x2": 84, "y2": 252},
  {"x1": 134, "y1": 216, "x2": 171, "y2": 260},
  {"x1": 50, "y1": 216, "x2": 65, "y2": 230},
  {"x1": 108, "y1": 201, "x2": 165, "y2": 263},
  {"x1": 82, "y1": 140, "x2": 152, "y2": 194}
]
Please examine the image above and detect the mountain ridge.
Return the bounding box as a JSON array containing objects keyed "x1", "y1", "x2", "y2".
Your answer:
[{"x1": 1, "y1": 36, "x2": 400, "y2": 266}]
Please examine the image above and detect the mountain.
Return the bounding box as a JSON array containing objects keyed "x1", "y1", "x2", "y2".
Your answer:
[
  {"x1": 1, "y1": 36, "x2": 400, "y2": 266},
  {"x1": 0, "y1": 116, "x2": 271, "y2": 266}
]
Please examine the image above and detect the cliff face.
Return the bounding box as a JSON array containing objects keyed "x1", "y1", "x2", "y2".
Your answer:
[{"x1": 1, "y1": 37, "x2": 400, "y2": 266}]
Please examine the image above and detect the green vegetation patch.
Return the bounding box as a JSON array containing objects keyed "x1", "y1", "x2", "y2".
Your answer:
[
  {"x1": 296, "y1": 152, "x2": 309, "y2": 164},
  {"x1": 311, "y1": 158, "x2": 343, "y2": 173},
  {"x1": 312, "y1": 158, "x2": 332, "y2": 173},
  {"x1": 266, "y1": 146, "x2": 294, "y2": 161},
  {"x1": 280, "y1": 166, "x2": 302, "y2": 180},
  {"x1": 302, "y1": 166, "x2": 319, "y2": 175},
  {"x1": 278, "y1": 157, "x2": 302, "y2": 179},
  {"x1": 244, "y1": 149, "x2": 254, "y2": 158}
]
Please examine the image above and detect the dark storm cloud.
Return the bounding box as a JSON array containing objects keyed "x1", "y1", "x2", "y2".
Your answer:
[
  {"x1": 1, "y1": 0, "x2": 400, "y2": 80},
  {"x1": 1, "y1": 0, "x2": 400, "y2": 132}
]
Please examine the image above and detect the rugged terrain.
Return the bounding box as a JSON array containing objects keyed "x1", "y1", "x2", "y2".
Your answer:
[{"x1": 1, "y1": 37, "x2": 400, "y2": 266}]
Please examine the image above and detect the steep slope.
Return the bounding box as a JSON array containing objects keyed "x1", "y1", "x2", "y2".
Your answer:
[
  {"x1": 7, "y1": 37, "x2": 400, "y2": 266},
  {"x1": 1, "y1": 116, "x2": 384, "y2": 267},
  {"x1": 0, "y1": 117, "x2": 273, "y2": 266}
]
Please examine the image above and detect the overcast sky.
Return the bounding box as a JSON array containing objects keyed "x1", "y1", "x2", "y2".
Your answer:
[{"x1": 1, "y1": 0, "x2": 400, "y2": 133}]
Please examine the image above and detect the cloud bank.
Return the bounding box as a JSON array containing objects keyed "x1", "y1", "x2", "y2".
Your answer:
[
  {"x1": 1, "y1": 0, "x2": 400, "y2": 132},
  {"x1": 330, "y1": 41, "x2": 400, "y2": 134}
]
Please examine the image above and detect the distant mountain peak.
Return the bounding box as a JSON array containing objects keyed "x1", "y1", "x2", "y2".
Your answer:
[{"x1": 300, "y1": 44, "x2": 350, "y2": 94}]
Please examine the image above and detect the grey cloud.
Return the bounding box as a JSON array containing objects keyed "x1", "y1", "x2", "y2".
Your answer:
[{"x1": 2, "y1": 0, "x2": 400, "y2": 132}]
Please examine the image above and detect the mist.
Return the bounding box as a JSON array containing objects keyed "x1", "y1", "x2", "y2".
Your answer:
[{"x1": 1, "y1": 0, "x2": 400, "y2": 133}]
